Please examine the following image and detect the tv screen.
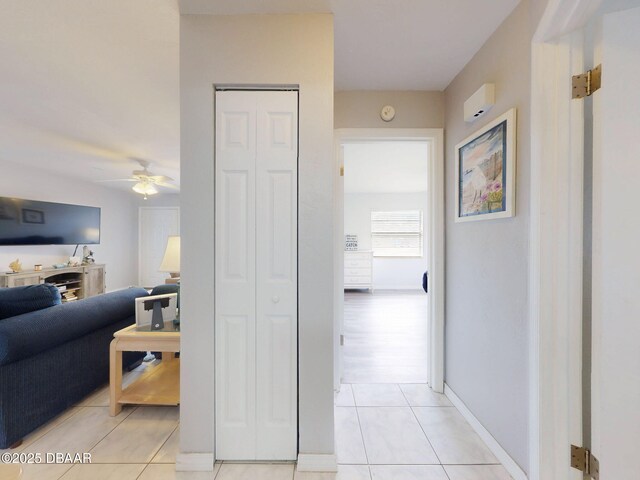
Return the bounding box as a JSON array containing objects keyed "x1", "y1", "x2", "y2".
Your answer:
[{"x1": 0, "y1": 197, "x2": 100, "y2": 246}]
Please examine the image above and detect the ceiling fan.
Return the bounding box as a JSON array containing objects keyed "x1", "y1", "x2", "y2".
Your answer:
[{"x1": 99, "y1": 160, "x2": 179, "y2": 199}]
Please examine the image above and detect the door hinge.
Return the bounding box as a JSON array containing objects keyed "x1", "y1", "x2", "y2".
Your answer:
[
  {"x1": 572, "y1": 64, "x2": 602, "y2": 99},
  {"x1": 571, "y1": 444, "x2": 600, "y2": 480},
  {"x1": 340, "y1": 334, "x2": 345, "y2": 346}
]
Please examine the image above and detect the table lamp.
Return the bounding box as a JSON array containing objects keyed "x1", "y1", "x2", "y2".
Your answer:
[{"x1": 159, "y1": 235, "x2": 180, "y2": 284}]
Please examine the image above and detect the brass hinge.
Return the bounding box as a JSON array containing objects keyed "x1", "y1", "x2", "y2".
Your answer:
[
  {"x1": 571, "y1": 444, "x2": 600, "y2": 480},
  {"x1": 572, "y1": 64, "x2": 602, "y2": 99}
]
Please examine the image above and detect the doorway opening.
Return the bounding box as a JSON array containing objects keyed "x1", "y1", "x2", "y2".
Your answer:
[
  {"x1": 342, "y1": 140, "x2": 430, "y2": 384},
  {"x1": 333, "y1": 128, "x2": 445, "y2": 394}
]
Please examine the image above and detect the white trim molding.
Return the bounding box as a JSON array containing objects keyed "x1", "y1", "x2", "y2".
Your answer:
[
  {"x1": 175, "y1": 452, "x2": 216, "y2": 472},
  {"x1": 445, "y1": 384, "x2": 527, "y2": 480},
  {"x1": 334, "y1": 128, "x2": 445, "y2": 393},
  {"x1": 296, "y1": 453, "x2": 338, "y2": 472},
  {"x1": 529, "y1": 0, "x2": 603, "y2": 478}
]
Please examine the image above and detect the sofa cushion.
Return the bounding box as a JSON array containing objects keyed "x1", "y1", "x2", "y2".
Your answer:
[
  {"x1": 0, "y1": 284, "x2": 62, "y2": 321},
  {"x1": 0, "y1": 287, "x2": 148, "y2": 366}
]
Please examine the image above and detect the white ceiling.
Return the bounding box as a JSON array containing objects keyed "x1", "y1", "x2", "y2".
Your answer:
[
  {"x1": 0, "y1": 0, "x2": 520, "y2": 191},
  {"x1": 179, "y1": 0, "x2": 522, "y2": 90},
  {"x1": 344, "y1": 142, "x2": 429, "y2": 194},
  {"x1": 0, "y1": 0, "x2": 180, "y2": 192}
]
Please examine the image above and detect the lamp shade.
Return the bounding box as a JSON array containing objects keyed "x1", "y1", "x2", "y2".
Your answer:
[{"x1": 159, "y1": 235, "x2": 180, "y2": 273}]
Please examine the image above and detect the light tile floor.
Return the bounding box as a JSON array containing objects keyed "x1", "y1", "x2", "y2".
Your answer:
[
  {"x1": 1, "y1": 377, "x2": 513, "y2": 479},
  {"x1": 0, "y1": 308, "x2": 513, "y2": 480},
  {"x1": 333, "y1": 383, "x2": 513, "y2": 480}
]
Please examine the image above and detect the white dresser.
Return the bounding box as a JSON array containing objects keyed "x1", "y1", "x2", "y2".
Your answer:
[{"x1": 344, "y1": 250, "x2": 373, "y2": 290}]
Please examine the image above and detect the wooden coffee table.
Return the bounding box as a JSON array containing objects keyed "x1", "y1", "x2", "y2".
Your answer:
[{"x1": 109, "y1": 323, "x2": 180, "y2": 416}]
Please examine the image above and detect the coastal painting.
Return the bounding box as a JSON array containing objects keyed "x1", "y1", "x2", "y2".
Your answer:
[{"x1": 455, "y1": 108, "x2": 516, "y2": 222}]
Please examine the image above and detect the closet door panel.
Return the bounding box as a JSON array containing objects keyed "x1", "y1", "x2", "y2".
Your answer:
[
  {"x1": 215, "y1": 91, "x2": 258, "y2": 460},
  {"x1": 256, "y1": 91, "x2": 298, "y2": 460},
  {"x1": 215, "y1": 90, "x2": 298, "y2": 461}
]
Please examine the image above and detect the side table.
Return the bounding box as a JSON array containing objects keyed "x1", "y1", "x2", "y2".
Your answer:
[{"x1": 109, "y1": 324, "x2": 180, "y2": 416}]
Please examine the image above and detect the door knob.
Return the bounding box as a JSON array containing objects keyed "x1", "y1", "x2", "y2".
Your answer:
[{"x1": 272, "y1": 296, "x2": 280, "y2": 303}]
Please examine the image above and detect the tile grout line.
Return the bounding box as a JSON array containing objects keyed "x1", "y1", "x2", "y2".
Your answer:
[
  {"x1": 352, "y1": 405, "x2": 371, "y2": 467},
  {"x1": 135, "y1": 462, "x2": 151, "y2": 480},
  {"x1": 86, "y1": 405, "x2": 139, "y2": 454},
  {"x1": 149, "y1": 423, "x2": 179, "y2": 464},
  {"x1": 400, "y1": 386, "x2": 446, "y2": 469},
  {"x1": 16, "y1": 405, "x2": 84, "y2": 454}
]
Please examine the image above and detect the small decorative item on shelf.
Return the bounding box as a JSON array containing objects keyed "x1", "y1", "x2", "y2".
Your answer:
[
  {"x1": 52, "y1": 263, "x2": 67, "y2": 269},
  {"x1": 82, "y1": 245, "x2": 95, "y2": 265},
  {"x1": 34, "y1": 264, "x2": 42, "y2": 271},
  {"x1": 8, "y1": 259, "x2": 21, "y2": 273},
  {"x1": 68, "y1": 257, "x2": 82, "y2": 267}
]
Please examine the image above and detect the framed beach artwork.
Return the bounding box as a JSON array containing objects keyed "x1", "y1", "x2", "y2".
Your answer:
[{"x1": 455, "y1": 108, "x2": 516, "y2": 222}]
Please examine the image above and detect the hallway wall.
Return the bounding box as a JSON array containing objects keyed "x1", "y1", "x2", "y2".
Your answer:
[
  {"x1": 335, "y1": 90, "x2": 444, "y2": 129},
  {"x1": 443, "y1": 0, "x2": 534, "y2": 473},
  {"x1": 180, "y1": 13, "x2": 334, "y2": 461}
]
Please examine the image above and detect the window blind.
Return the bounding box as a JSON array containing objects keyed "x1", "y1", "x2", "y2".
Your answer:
[{"x1": 371, "y1": 210, "x2": 423, "y2": 257}]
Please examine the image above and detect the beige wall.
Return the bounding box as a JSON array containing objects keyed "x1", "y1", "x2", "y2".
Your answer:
[
  {"x1": 335, "y1": 90, "x2": 444, "y2": 128},
  {"x1": 444, "y1": 0, "x2": 532, "y2": 473},
  {"x1": 180, "y1": 13, "x2": 334, "y2": 461}
]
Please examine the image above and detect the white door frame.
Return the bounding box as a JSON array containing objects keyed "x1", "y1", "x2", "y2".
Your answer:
[
  {"x1": 334, "y1": 128, "x2": 445, "y2": 393},
  {"x1": 529, "y1": 1, "x2": 602, "y2": 478}
]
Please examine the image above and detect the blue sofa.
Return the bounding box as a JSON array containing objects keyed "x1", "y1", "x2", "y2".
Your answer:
[{"x1": 0, "y1": 285, "x2": 148, "y2": 448}]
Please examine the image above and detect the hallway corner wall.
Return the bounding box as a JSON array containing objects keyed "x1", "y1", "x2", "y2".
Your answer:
[
  {"x1": 180, "y1": 13, "x2": 334, "y2": 459},
  {"x1": 443, "y1": 0, "x2": 533, "y2": 473}
]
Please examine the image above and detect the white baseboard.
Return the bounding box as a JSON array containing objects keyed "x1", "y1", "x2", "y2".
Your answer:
[
  {"x1": 296, "y1": 453, "x2": 338, "y2": 472},
  {"x1": 444, "y1": 384, "x2": 527, "y2": 480},
  {"x1": 175, "y1": 453, "x2": 215, "y2": 472}
]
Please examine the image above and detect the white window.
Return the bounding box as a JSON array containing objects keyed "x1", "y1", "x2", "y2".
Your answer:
[{"x1": 371, "y1": 210, "x2": 423, "y2": 257}]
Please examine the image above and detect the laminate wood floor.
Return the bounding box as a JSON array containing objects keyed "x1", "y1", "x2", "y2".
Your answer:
[{"x1": 343, "y1": 290, "x2": 428, "y2": 384}]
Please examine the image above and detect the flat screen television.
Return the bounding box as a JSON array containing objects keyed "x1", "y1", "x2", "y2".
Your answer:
[{"x1": 0, "y1": 197, "x2": 100, "y2": 246}]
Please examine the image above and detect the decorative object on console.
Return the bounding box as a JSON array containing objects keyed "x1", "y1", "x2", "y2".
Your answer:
[
  {"x1": 8, "y1": 259, "x2": 21, "y2": 273},
  {"x1": 67, "y1": 256, "x2": 81, "y2": 267},
  {"x1": 34, "y1": 264, "x2": 42, "y2": 271},
  {"x1": 97, "y1": 159, "x2": 179, "y2": 200},
  {"x1": 82, "y1": 245, "x2": 95, "y2": 264},
  {"x1": 159, "y1": 235, "x2": 180, "y2": 284}
]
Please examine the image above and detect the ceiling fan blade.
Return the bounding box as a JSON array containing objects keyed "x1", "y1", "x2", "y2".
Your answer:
[
  {"x1": 96, "y1": 178, "x2": 138, "y2": 183},
  {"x1": 155, "y1": 182, "x2": 180, "y2": 190},
  {"x1": 150, "y1": 175, "x2": 174, "y2": 183}
]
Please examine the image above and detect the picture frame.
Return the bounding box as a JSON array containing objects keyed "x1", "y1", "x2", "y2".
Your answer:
[
  {"x1": 21, "y1": 208, "x2": 45, "y2": 224},
  {"x1": 455, "y1": 108, "x2": 516, "y2": 222}
]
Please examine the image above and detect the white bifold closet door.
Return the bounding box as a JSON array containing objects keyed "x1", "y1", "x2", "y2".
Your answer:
[{"x1": 215, "y1": 90, "x2": 298, "y2": 461}]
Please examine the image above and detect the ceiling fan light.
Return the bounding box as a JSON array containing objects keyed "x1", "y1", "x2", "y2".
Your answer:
[{"x1": 132, "y1": 182, "x2": 158, "y2": 195}]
